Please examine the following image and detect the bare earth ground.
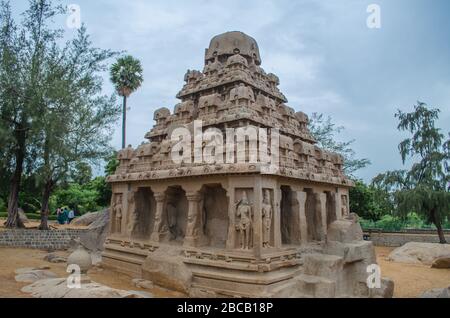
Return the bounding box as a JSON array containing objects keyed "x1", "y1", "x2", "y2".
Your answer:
[
  {"x1": 1, "y1": 219, "x2": 449, "y2": 298},
  {"x1": 376, "y1": 246, "x2": 450, "y2": 298}
]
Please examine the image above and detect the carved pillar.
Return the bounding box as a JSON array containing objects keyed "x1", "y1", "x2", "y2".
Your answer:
[
  {"x1": 315, "y1": 192, "x2": 327, "y2": 241},
  {"x1": 184, "y1": 191, "x2": 203, "y2": 247},
  {"x1": 333, "y1": 192, "x2": 342, "y2": 220},
  {"x1": 296, "y1": 191, "x2": 308, "y2": 245},
  {"x1": 253, "y1": 177, "x2": 263, "y2": 259},
  {"x1": 150, "y1": 192, "x2": 166, "y2": 242},
  {"x1": 226, "y1": 187, "x2": 236, "y2": 250},
  {"x1": 273, "y1": 188, "x2": 282, "y2": 248}
]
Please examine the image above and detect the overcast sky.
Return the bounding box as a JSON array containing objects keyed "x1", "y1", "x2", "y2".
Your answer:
[{"x1": 13, "y1": 0, "x2": 450, "y2": 181}]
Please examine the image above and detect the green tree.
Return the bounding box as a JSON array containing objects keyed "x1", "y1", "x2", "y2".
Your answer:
[
  {"x1": 373, "y1": 102, "x2": 450, "y2": 243},
  {"x1": 0, "y1": 0, "x2": 62, "y2": 228},
  {"x1": 308, "y1": 113, "x2": 370, "y2": 176},
  {"x1": 110, "y1": 55, "x2": 143, "y2": 149},
  {"x1": 349, "y1": 180, "x2": 393, "y2": 221}
]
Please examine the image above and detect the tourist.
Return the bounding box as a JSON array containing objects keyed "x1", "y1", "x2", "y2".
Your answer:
[
  {"x1": 56, "y1": 208, "x2": 65, "y2": 225},
  {"x1": 62, "y1": 207, "x2": 69, "y2": 224},
  {"x1": 68, "y1": 209, "x2": 75, "y2": 224}
]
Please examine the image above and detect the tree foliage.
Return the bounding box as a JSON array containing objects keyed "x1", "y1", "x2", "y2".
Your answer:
[
  {"x1": 110, "y1": 55, "x2": 143, "y2": 97},
  {"x1": 308, "y1": 112, "x2": 371, "y2": 176},
  {"x1": 372, "y1": 102, "x2": 450, "y2": 243}
]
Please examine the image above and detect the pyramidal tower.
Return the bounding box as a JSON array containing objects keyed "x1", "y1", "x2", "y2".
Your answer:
[{"x1": 103, "y1": 32, "x2": 392, "y2": 298}]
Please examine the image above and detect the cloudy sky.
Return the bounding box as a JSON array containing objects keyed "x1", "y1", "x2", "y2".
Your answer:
[{"x1": 13, "y1": 0, "x2": 450, "y2": 181}]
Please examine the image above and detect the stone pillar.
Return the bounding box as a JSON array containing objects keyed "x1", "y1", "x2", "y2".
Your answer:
[
  {"x1": 150, "y1": 192, "x2": 166, "y2": 243},
  {"x1": 226, "y1": 187, "x2": 236, "y2": 250},
  {"x1": 333, "y1": 192, "x2": 342, "y2": 220},
  {"x1": 315, "y1": 193, "x2": 327, "y2": 241},
  {"x1": 184, "y1": 191, "x2": 203, "y2": 248},
  {"x1": 273, "y1": 188, "x2": 282, "y2": 248},
  {"x1": 253, "y1": 177, "x2": 263, "y2": 260},
  {"x1": 295, "y1": 191, "x2": 308, "y2": 245}
]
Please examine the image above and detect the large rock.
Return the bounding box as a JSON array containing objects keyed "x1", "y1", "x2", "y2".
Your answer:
[
  {"x1": 76, "y1": 209, "x2": 110, "y2": 252},
  {"x1": 15, "y1": 268, "x2": 58, "y2": 283},
  {"x1": 141, "y1": 246, "x2": 192, "y2": 293},
  {"x1": 71, "y1": 211, "x2": 101, "y2": 226},
  {"x1": 327, "y1": 214, "x2": 363, "y2": 243},
  {"x1": 21, "y1": 278, "x2": 153, "y2": 298},
  {"x1": 431, "y1": 255, "x2": 450, "y2": 269},
  {"x1": 421, "y1": 286, "x2": 450, "y2": 298},
  {"x1": 388, "y1": 242, "x2": 450, "y2": 265}
]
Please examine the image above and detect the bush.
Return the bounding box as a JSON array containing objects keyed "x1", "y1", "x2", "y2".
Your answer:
[
  {"x1": 0, "y1": 197, "x2": 5, "y2": 212},
  {"x1": 350, "y1": 180, "x2": 393, "y2": 221},
  {"x1": 0, "y1": 212, "x2": 56, "y2": 221},
  {"x1": 360, "y1": 212, "x2": 441, "y2": 231}
]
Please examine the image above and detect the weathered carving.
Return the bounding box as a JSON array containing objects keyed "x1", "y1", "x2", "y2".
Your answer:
[
  {"x1": 261, "y1": 189, "x2": 273, "y2": 248},
  {"x1": 236, "y1": 191, "x2": 253, "y2": 250},
  {"x1": 112, "y1": 194, "x2": 123, "y2": 233}
]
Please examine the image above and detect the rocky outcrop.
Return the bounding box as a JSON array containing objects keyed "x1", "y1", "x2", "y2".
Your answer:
[
  {"x1": 388, "y1": 242, "x2": 450, "y2": 265},
  {"x1": 15, "y1": 267, "x2": 58, "y2": 283},
  {"x1": 421, "y1": 286, "x2": 450, "y2": 298},
  {"x1": 431, "y1": 255, "x2": 450, "y2": 269},
  {"x1": 21, "y1": 278, "x2": 153, "y2": 298}
]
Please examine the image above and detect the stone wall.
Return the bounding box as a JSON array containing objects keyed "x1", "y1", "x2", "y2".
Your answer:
[
  {"x1": 364, "y1": 230, "x2": 448, "y2": 247},
  {"x1": 0, "y1": 229, "x2": 89, "y2": 250}
]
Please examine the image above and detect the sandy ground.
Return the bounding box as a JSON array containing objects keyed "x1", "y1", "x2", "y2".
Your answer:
[
  {"x1": 376, "y1": 246, "x2": 450, "y2": 298},
  {"x1": 0, "y1": 218, "x2": 89, "y2": 230},
  {"x1": 0, "y1": 247, "x2": 184, "y2": 298},
  {"x1": 0, "y1": 242, "x2": 449, "y2": 298}
]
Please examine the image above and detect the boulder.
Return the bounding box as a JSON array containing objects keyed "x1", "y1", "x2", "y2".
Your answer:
[
  {"x1": 327, "y1": 214, "x2": 363, "y2": 243},
  {"x1": 71, "y1": 211, "x2": 101, "y2": 226},
  {"x1": 421, "y1": 286, "x2": 450, "y2": 298},
  {"x1": 75, "y1": 209, "x2": 110, "y2": 252},
  {"x1": 141, "y1": 246, "x2": 192, "y2": 293},
  {"x1": 388, "y1": 242, "x2": 450, "y2": 265},
  {"x1": 431, "y1": 255, "x2": 450, "y2": 269},
  {"x1": 15, "y1": 268, "x2": 58, "y2": 283},
  {"x1": 21, "y1": 278, "x2": 153, "y2": 298},
  {"x1": 44, "y1": 253, "x2": 67, "y2": 264},
  {"x1": 369, "y1": 277, "x2": 395, "y2": 298}
]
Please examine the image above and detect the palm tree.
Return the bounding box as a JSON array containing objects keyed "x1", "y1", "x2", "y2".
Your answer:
[{"x1": 110, "y1": 55, "x2": 144, "y2": 149}]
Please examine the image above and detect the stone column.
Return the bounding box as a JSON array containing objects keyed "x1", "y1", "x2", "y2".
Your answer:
[
  {"x1": 315, "y1": 193, "x2": 327, "y2": 241},
  {"x1": 333, "y1": 192, "x2": 342, "y2": 220},
  {"x1": 273, "y1": 188, "x2": 282, "y2": 248},
  {"x1": 226, "y1": 187, "x2": 236, "y2": 250},
  {"x1": 184, "y1": 191, "x2": 203, "y2": 248},
  {"x1": 295, "y1": 191, "x2": 308, "y2": 245},
  {"x1": 150, "y1": 192, "x2": 166, "y2": 243},
  {"x1": 253, "y1": 177, "x2": 263, "y2": 260}
]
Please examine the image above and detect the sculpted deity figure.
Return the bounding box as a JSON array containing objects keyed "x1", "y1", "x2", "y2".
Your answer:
[
  {"x1": 127, "y1": 192, "x2": 138, "y2": 235},
  {"x1": 341, "y1": 195, "x2": 349, "y2": 217},
  {"x1": 236, "y1": 191, "x2": 253, "y2": 250},
  {"x1": 113, "y1": 194, "x2": 123, "y2": 234},
  {"x1": 261, "y1": 190, "x2": 273, "y2": 248}
]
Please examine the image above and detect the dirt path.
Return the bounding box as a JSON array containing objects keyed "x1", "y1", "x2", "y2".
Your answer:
[
  {"x1": 0, "y1": 245, "x2": 449, "y2": 298},
  {"x1": 0, "y1": 247, "x2": 183, "y2": 298},
  {"x1": 376, "y1": 246, "x2": 450, "y2": 298}
]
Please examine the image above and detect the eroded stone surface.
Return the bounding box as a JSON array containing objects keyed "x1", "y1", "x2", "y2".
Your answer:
[
  {"x1": 21, "y1": 278, "x2": 153, "y2": 298},
  {"x1": 15, "y1": 268, "x2": 58, "y2": 283},
  {"x1": 388, "y1": 242, "x2": 450, "y2": 265}
]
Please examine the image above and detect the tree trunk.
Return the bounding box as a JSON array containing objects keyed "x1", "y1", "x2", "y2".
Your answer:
[
  {"x1": 5, "y1": 127, "x2": 26, "y2": 229},
  {"x1": 430, "y1": 208, "x2": 447, "y2": 244},
  {"x1": 39, "y1": 179, "x2": 54, "y2": 230},
  {"x1": 122, "y1": 95, "x2": 127, "y2": 149}
]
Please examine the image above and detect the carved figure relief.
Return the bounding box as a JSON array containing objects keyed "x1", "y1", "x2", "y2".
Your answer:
[
  {"x1": 236, "y1": 191, "x2": 253, "y2": 250},
  {"x1": 127, "y1": 192, "x2": 138, "y2": 235},
  {"x1": 112, "y1": 194, "x2": 123, "y2": 233},
  {"x1": 341, "y1": 195, "x2": 349, "y2": 217},
  {"x1": 261, "y1": 189, "x2": 273, "y2": 248}
]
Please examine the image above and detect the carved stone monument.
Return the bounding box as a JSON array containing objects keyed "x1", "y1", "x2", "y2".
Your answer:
[{"x1": 102, "y1": 31, "x2": 392, "y2": 298}]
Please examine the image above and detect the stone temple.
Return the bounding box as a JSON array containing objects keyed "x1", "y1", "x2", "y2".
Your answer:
[{"x1": 103, "y1": 31, "x2": 392, "y2": 297}]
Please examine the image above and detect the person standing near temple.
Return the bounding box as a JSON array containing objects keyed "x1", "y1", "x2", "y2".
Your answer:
[{"x1": 67, "y1": 209, "x2": 75, "y2": 224}]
